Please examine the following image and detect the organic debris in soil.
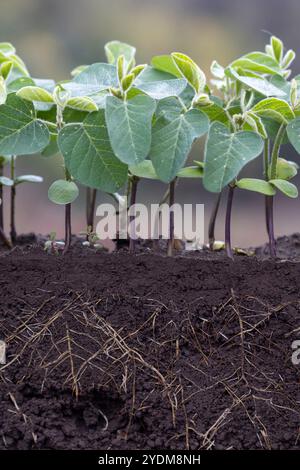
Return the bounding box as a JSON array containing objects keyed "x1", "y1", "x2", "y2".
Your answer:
[{"x1": 0, "y1": 242, "x2": 300, "y2": 450}]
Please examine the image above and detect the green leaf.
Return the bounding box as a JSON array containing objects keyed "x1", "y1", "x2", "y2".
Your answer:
[
  {"x1": 135, "y1": 66, "x2": 187, "y2": 100},
  {"x1": 15, "y1": 175, "x2": 43, "y2": 185},
  {"x1": 155, "y1": 97, "x2": 183, "y2": 121},
  {"x1": 66, "y1": 96, "x2": 98, "y2": 112},
  {"x1": 0, "y1": 155, "x2": 11, "y2": 166},
  {"x1": 105, "y1": 41, "x2": 136, "y2": 69},
  {"x1": 251, "y1": 98, "x2": 294, "y2": 124},
  {"x1": 17, "y1": 86, "x2": 54, "y2": 103},
  {"x1": 105, "y1": 95, "x2": 156, "y2": 165},
  {"x1": 0, "y1": 77, "x2": 7, "y2": 105},
  {"x1": 65, "y1": 63, "x2": 118, "y2": 97},
  {"x1": 236, "y1": 178, "x2": 276, "y2": 196},
  {"x1": 244, "y1": 112, "x2": 268, "y2": 139},
  {"x1": 262, "y1": 117, "x2": 289, "y2": 143},
  {"x1": 151, "y1": 55, "x2": 182, "y2": 78},
  {"x1": 48, "y1": 180, "x2": 79, "y2": 205},
  {"x1": 1, "y1": 61, "x2": 13, "y2": 81},
  {"x1": 42, "y1": 133, "x2": 59, "y2": 158},
  {"x1": 230, "y1": 52, "x2": 281, "y2": 75},
  {"x1": 287, "y1": 117, "x2": 300, "y2": 153},
  {"x1": 271, "y1": 158, "x2": 298, "y2": 180},
  {"x1": 196, "y1": 102, "x2": 230, "y2": 126},
  {"x1": 172, "y1": 53, "x2": 206, "y2": 94},
  {"x1": 7, "y1": 77, "x2": 35, "y2": 93},
  {"x1": 269, "y1": 179, "x2": 298, "y2": 198},
  {"x1": 271, "y1": 36, "x2": 283, "y2": 63},
  {"x1": 228, "y1": 68, "x2": 285, "y2": 97},
  {"x1": 150, "y1": 109, "x2": 209, "y2": 183},
  {"x1": 203, "y1": 122, "x2": 264, "y2": 193},
  {"x1": 0, "y1": 94, "x2": 50, "y2": 155},
  {"x1": 211, "y1": 60, "x2": 225, "y2": 79},
  {"x1": 58, "y1": 110, "x2": 128, "y2": 193},
  {"x1": 130, "y1": 160, "x2": 158, "y2": 180},
  {"x1": 269, "y1": 75, "x2": 290, "y2": 98},
  {"x1": 121, "y1": 73, "x2": 135, "y2": 92},
  {"x1": 177, "y1": 166, "x2": 204, "y2": 178},
  {"x1": 0, "y1": 176, "x2": 13, "y2": 186},
  {"x1": 71, "y1": 65, "x2": 88, "y2": 77},
  {"x1": 282, "y1": 50, "x2": 296, "y2": 69},
  {"x1": 0, "y1": 43, "x2": 16, "y2": 56},
  {"x1": 8, "y1": 55, "x2": 29, "y2": 77}
]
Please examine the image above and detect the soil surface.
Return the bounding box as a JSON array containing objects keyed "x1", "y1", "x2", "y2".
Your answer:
[{"x1": 0, "y1": 235, "x2": 300, "y2": 450}]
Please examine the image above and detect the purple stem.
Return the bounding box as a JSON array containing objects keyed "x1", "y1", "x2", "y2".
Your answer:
[{"x1": 225, "y1": 185, "x2": 235, "y2": 260}]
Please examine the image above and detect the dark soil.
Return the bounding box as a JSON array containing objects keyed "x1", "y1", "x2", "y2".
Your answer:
[{"x1": 1, "y1": 235, "x2": 300, "y2": 450}]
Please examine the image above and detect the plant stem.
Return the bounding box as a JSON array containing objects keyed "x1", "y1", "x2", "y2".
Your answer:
[
  {"x1": 263, "y1": 140, "x2": 270, "y2": 237},
  {"x1": 270, "y1": 123, "x2": 286, "y2": 180},
  {"x1": 64, "y1": 168, "x2": 72, "y2": 253},
  {"x1": 267, "y1": 124, "x2": 286, "y2": 258},
  {"x1": 152, "y1": 186, "x2": 170, "y2": 252},
  {"x1": 56, "y1": 104, "x2": 73, "y2": 254},
  {"x1": 208, "y1": 192, "x2": 222, "y2": 250},
  {"x1": 10, "y1": 156, "x2": 17, "y2": 244},
  {"x1": 167, "y1": 179, "x2": 176, "y2": 257},
  {"x1": 0, "y1": 162, "x2": 3, "y2": 231},
  {"x1": 0, "y1": 226, "x2": 12, "y2": 249},
  {"x1": 225, "y1": 185, "x2": 235, "y2": 260},
  {"x1": 266, "y1": 196, "x2": 276, "y2": 258},
  {"x1": 129, "y1": 176, "x2": 139, "y2": 253},
  {"x1": 86, "y1": 188, "x2": 97, "y2": 233}
]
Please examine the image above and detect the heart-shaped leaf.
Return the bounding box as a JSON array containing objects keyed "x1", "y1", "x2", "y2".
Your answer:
[
  {"x1": 0, "y1": 94, "x2": 50, "y2": 155},
  {"x1": 203, "y1": 122, "x2": 264, "y2": 193},
  {"x1": 105, "y1": 95, "x2": 156, "y2": 165},
  {"x1": 48, "y1": 180, "x2": 79, "y2": 205},
  {"x1": 150, "y1": 109, "x2": 209, "y2": 183},
  {"x1": 236, "y1": 178, "x2": 276, "y2": 196},
  {"x1": 58, "y1": 110, "x2": 128, "y2": 193}
]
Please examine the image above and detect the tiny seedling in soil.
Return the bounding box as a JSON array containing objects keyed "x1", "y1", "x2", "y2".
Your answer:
[
  {"x1": 80, "y1": 226, "x2": 102, "y2": 249},
  {"x1": 44, "y1": 232, "x2": 65, "y2": 255}
]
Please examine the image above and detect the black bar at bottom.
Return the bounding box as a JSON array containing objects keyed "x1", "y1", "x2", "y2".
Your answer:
[{"x1": 0, "y1": 450, "x2": 299, "y2": 467}]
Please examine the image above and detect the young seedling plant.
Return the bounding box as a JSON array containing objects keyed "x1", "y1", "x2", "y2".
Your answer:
[
  {"x1": 0, "y1": 44, "x2": 50, "y2": 245},
  {"x1": 56, "y1": 43, "x2": 209, "y2": 255},
  {"x1": 0, "y1": 37, "x2": 299, "y2": 259},
  {"x1": 201, "y1": 35, "x2": 298, "y2": 258}
]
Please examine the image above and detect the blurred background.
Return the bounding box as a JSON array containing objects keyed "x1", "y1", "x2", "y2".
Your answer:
[{"x1": 1, "y1": 0, "x2": 300, "y2": 247}]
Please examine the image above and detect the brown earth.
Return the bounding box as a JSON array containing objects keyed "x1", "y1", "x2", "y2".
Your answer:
[{"x1": 0, "y1": 236, "x2": 300, "y2": 450}]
